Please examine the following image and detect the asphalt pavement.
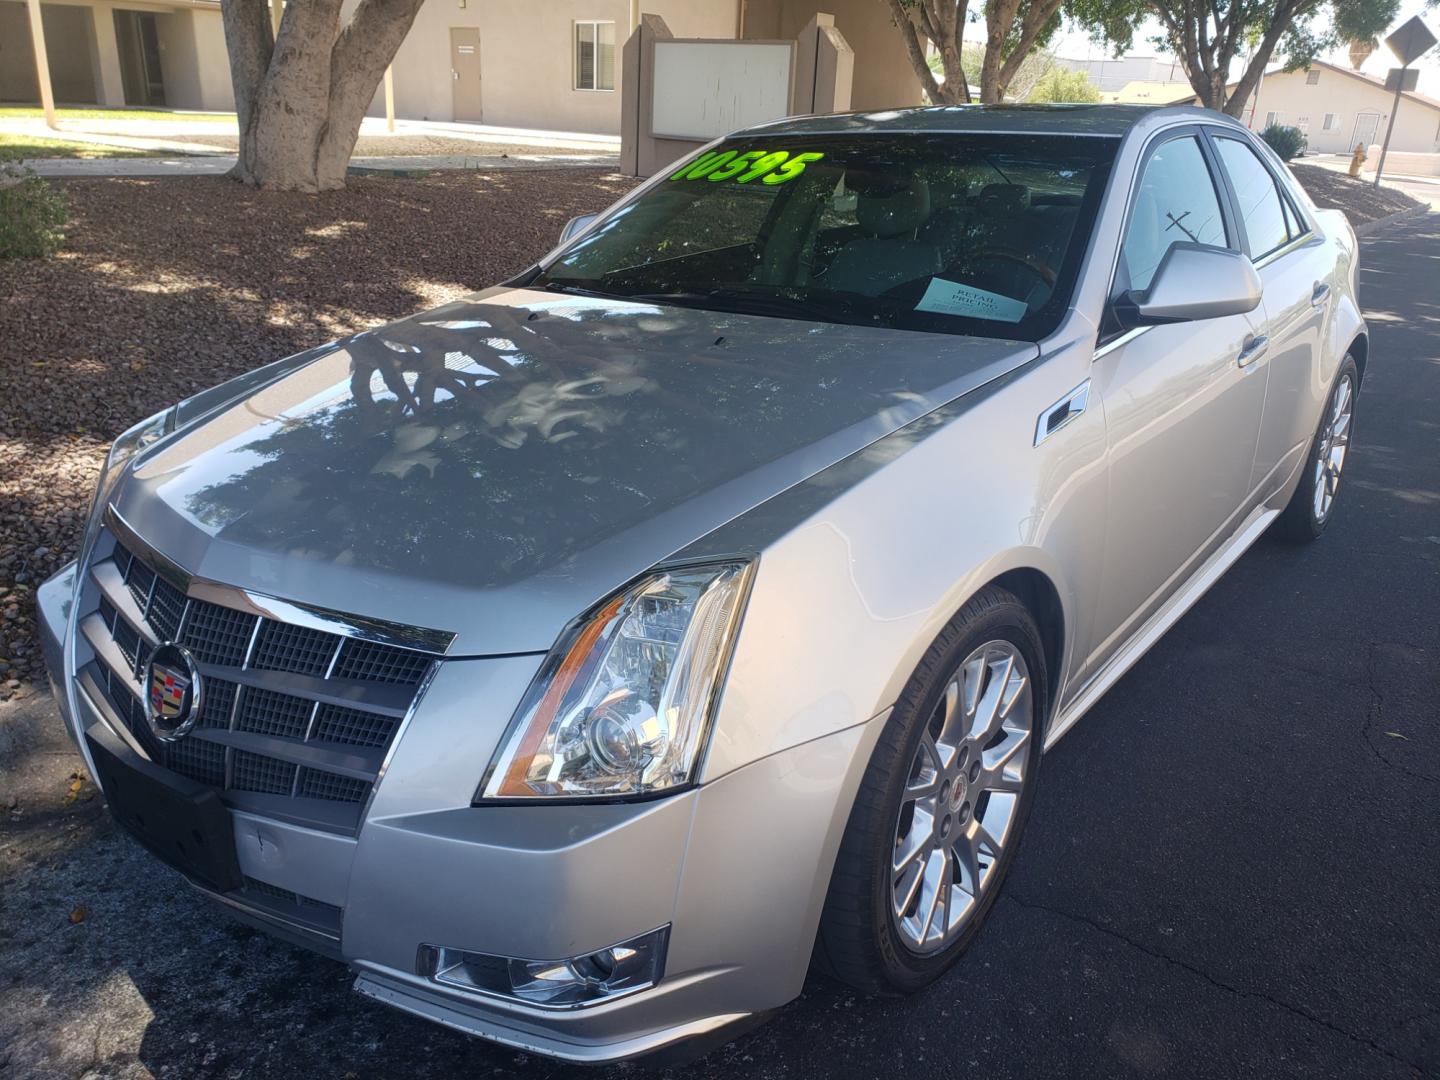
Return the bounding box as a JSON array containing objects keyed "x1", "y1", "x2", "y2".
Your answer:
[{"x1": 0, "y1": 214, "x2": 1435, "y2": 1079}]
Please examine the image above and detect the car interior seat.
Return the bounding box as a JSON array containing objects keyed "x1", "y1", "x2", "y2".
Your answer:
[{"x1": 822, "y1": 173, "x2": 942, "y2": 296}]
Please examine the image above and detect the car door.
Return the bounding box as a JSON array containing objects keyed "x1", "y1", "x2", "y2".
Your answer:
[
  {"x1": 1208, "y1": 131, "x2": 1329, "y2": 498},
  {"x1": 1083, "y1": 128, "x2": 1271, "y2": 674}
]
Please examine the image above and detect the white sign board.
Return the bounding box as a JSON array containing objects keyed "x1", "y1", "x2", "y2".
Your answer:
[{"x1": 650, "y1": 41, "x2": 793, "y2": 140}]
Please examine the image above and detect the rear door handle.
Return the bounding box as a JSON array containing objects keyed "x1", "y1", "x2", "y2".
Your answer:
[
  {"x1": 1034, "y1": 380, "x2": 1090, "y2": 446},
  {"x1": 1238, "y1": 334, "x2": 1269, "y2": 367},
  {"x1": 1311, "y1": 282, "x2": 1331, "y2": 308}
]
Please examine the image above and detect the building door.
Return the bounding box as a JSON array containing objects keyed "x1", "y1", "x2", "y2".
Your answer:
[
  {"x1": 114, "y1": 11, "x2": 166, "y2": 106},
  {"x1": 1351, "y1": 111, "x2": 1381, "y2": 150},
  {"x1": 450, "y1": 28, "x2": 482, "y2": 122}
]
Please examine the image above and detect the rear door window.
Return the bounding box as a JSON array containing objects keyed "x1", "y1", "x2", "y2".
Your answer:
[{"x1": 1213, "y1": 136, "x2": 1292, "y2": 258}]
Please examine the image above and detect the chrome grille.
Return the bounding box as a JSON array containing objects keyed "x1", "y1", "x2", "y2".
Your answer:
[
  {"x1": 80, "y1": 529, "x2": 443, "y2": 835},
  {"x1": 252, "y1": 621, "x2": 338, "y2": 676},
  {"x1": 333, "y1": 638, "x2": 433, "y2": 685},
  {"x1": 314, "y1": 703, "x2": 398, "y2": 748},
  {"x1": 235, "y1": 686, "x2": 311, "y2": 739}
]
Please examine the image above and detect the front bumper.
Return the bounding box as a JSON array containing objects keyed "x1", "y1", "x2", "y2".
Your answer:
[{"x1": 38, "y1": 560, "x2": 883, "y2": 1063}]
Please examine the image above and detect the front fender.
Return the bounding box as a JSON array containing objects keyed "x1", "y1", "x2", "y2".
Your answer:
[{"x1": 689, "y1": 335, "x2": 1106, "y2": 784}]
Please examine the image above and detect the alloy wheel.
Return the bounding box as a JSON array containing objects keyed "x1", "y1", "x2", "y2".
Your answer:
[
  {"x1": 1313, "y1": 372, "x2": 1354, "y2": 522},
  {"x1": 890, "y1": 640, "x2": 1033, "y2": 954}
]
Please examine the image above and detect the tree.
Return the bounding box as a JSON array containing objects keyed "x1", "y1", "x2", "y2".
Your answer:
[
  {"x1": 221, "y1": 0, "x2": 425, "y2": 192},
  {"x1": 1069, "y1": 0, "x2": 1400, "y2": 117},
  {"x1": 1026, "y1": 66, "x2": 1103, "y2": 101},
  {"x1": 928, "y1": 42, "x2": 1056, "y2": 100},
  {"x1": 884, "y1": 0, "x2": 1066, "y2": 103}
]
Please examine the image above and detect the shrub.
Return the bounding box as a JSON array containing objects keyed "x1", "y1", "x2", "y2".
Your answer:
[
  {"x1": 1261, "y1": 124, "x2": 1307, "y2": 162},
  {"x1": 1025, "y1": 67, "x2": 1103, "y2": 104},
  {"x1": 0, "y1": 159, "x2": 68, "y2": 259}
]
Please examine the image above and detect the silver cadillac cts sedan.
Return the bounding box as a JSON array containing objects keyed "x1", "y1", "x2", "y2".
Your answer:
[{"x1": 37, "y1": 105, "x2": 1364, "y2": 1063}]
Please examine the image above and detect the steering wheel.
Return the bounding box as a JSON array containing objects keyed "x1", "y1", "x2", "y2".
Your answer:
[{"x1": 966, "y1": 247, "x2": 1058, "y2": 288}]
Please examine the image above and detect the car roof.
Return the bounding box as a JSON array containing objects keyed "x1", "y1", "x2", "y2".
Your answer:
[{"x1": 735, "y1": 103, "x2": 1232, "y2": 139}]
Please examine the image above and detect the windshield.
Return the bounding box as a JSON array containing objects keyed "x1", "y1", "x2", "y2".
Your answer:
[{"x1": 534, "y1": 133, "x2": 1117, "y2": 340}]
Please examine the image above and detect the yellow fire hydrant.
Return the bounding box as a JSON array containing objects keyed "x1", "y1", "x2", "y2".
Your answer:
[{"x1": 1348, "y1": 143, "x2": 1367, "y2": 177}]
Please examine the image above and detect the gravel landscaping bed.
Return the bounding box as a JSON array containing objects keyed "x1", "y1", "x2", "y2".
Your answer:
[
  {"x1": 0, "y1": 169, "x2": 638, "y2": 700},
  {"x1": 1290, "y1": 163, "x2": 1423, "y2": 225}
]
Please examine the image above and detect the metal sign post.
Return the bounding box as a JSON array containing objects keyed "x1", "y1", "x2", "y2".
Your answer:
[{"x1": 1373, "y1": 16, "x2": 1437, "y2": 188}]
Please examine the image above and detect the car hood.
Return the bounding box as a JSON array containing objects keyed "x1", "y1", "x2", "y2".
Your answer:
[{"x1": 113, "y1": 288, "x2": 1036, "y2": 655}]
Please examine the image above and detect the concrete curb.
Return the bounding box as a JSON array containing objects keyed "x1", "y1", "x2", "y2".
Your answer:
[{"x1": 1354, "y1": 204, "x2": 1431, "y2": 236}]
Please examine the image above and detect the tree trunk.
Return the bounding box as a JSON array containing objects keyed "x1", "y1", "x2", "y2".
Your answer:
[
  {"x1": 221, "y1": 0, "x2": 425, "y2": 192},
  {"x1": 1220, "y1": 12, "x2": 1292, "y2": 118},
  {"x1": 1153, "y1": 0, "x2": 1304, "y2": 116},
  {"x1": 885, "y1": 0, "x2": 969, "y2": 104},
  {"x1": 979, "y1": 0, "x2": 1020, "y2": 103}
]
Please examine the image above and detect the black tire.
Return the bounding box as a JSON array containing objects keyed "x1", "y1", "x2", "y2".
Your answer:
[
  {"x1": 1273, "y1": 353, "x2": 1359, "y2": 544},
  {"x1": 814, "y1": 585, "x2": 1048, "y2": 995}
]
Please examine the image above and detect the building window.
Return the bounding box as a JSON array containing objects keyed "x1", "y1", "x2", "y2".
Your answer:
[
  {"x1": 1264, "y1": 111, "x2": 1282, "y2": 128},
  {"x1": 1323, "y1": 113, "x2": 1340, "y2": 131},
  {"x1": 1295, "y1": 115, "x2": 1309, "y2": 133},
  {"x1": 575, "y1": 21, "x2": 616, "y2": 91},
  {"x1": 1305, "y1": 70, "x2": 1320, "y2": 85}
]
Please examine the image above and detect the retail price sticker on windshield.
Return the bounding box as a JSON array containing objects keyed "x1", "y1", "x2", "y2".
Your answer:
[{"x1": 916, "y1": 278, "x2": 1028, "y2": 323}]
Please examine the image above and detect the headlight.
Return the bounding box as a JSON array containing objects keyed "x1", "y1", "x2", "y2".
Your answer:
[{"x1": 477, "y1": 560, "x2": 755, "y2": 801}]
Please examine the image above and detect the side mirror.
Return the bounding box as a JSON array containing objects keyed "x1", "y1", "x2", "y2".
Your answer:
[
  {"x1": 559, "y1": 213, "x2": 598, "y2": 245},
  {"x1": 1113, "y1": 242, "x2": 1262, "y2": 329}
]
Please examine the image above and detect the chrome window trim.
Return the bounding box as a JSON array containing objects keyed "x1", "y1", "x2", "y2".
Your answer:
[
  {"x1": 1252, "y1": 229, "x2": 1318, "y2": 271},
  {"x1": 104, "y1": 505, "x2": 456, "y2": 656},
  {"x1": 1093, "y1": 325, "x2": 1150, "y2": 360}
]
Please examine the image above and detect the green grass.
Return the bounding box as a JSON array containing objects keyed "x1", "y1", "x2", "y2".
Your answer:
[
  {"x1": 0, "y1": 134, "x2": 166, "y2": 160},
  {"x1": 0, "y1": 106, "x2": 235, "y2": 123}
]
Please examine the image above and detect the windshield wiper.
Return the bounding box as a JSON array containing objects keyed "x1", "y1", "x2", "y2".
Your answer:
[
  {"x1": 625, "y1": 289, "x2": 875, "y2": 327},
  {"x1": 538, "y1": 280, "x2": 619, "y2": 300}
]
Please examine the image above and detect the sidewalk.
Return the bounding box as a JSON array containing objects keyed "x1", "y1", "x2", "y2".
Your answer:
[
  {"x1": 1304, "y1": 154, "x2": 1440, "y2": 211},
  {"x1": 2, "y1": 113, "x2": 619, "y2": 162},
  {"x1": 23, "y1": 152, "x2": 617, "y2": 177}
]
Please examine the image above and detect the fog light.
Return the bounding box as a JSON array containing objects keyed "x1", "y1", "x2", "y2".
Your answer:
[{"x1": 422, "y1": 926, "x2": 668, "y2": 1009}]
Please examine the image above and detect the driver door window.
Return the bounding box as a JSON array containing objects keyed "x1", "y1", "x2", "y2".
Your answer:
[{"x1": 1120, "y1": 135, "x2": 1229, "y2": 292}]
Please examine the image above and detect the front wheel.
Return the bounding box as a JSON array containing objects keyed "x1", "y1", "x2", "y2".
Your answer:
[
  {"x1": 1274, "y1": 354, "x2": 1358, "y2": 543},
  {"x1": 815, "y1": 586, "x2": 1046, "y2": 994}
]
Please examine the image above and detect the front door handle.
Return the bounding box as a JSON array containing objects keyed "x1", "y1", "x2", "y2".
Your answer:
[
  {"x1": 1238, "y1": 334, "x2": 1269, "y2": 367},
  {"x1": 1034, "y1": 380, "x2": 1090, "y2": 446},
  {"x1": 1311, "y1": 282, "x2": 1331, "y2": 308}
]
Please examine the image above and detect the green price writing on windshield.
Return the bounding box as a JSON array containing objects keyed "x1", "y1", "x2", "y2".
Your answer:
[{"x1": 669, "y1": 149, "x2": 825, "y2": 186}]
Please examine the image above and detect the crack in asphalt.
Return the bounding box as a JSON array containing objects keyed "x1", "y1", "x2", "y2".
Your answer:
[
  {"x1": 1003, "y1": 892, "x2": 1423, "y2": 1073},
  {"x1": 1362, "y1": 642, "x2": 1439, "y2": 786}
]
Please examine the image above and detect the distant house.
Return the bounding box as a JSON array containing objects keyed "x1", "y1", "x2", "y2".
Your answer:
[
  {"x1": 1166, "y1": 58, "x2": 1440, "y2": 155},
  {"x1": 1, "y1": 0, "x2": 921, "y2": 134},
  {"x1": 1100, "y1": 79, "x2": 1194, "y2": 105},
  {"x1": 1054, "y1": 54, "x2": 1189, "y2": 94}
]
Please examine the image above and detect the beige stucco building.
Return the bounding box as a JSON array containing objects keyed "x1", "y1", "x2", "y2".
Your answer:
[
  {"x1": 364, "y1": 0, "x2": 919, "y2": 132},
  {"x1": 1171, "y1": 59, "x2": 1440, "y2": 155},
  {"x1": 5, "y1": 0, "x2": 921, "y2": 132},
  {"x1": 0, "y1": 0, "x2": 233, "y2": 111}
]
